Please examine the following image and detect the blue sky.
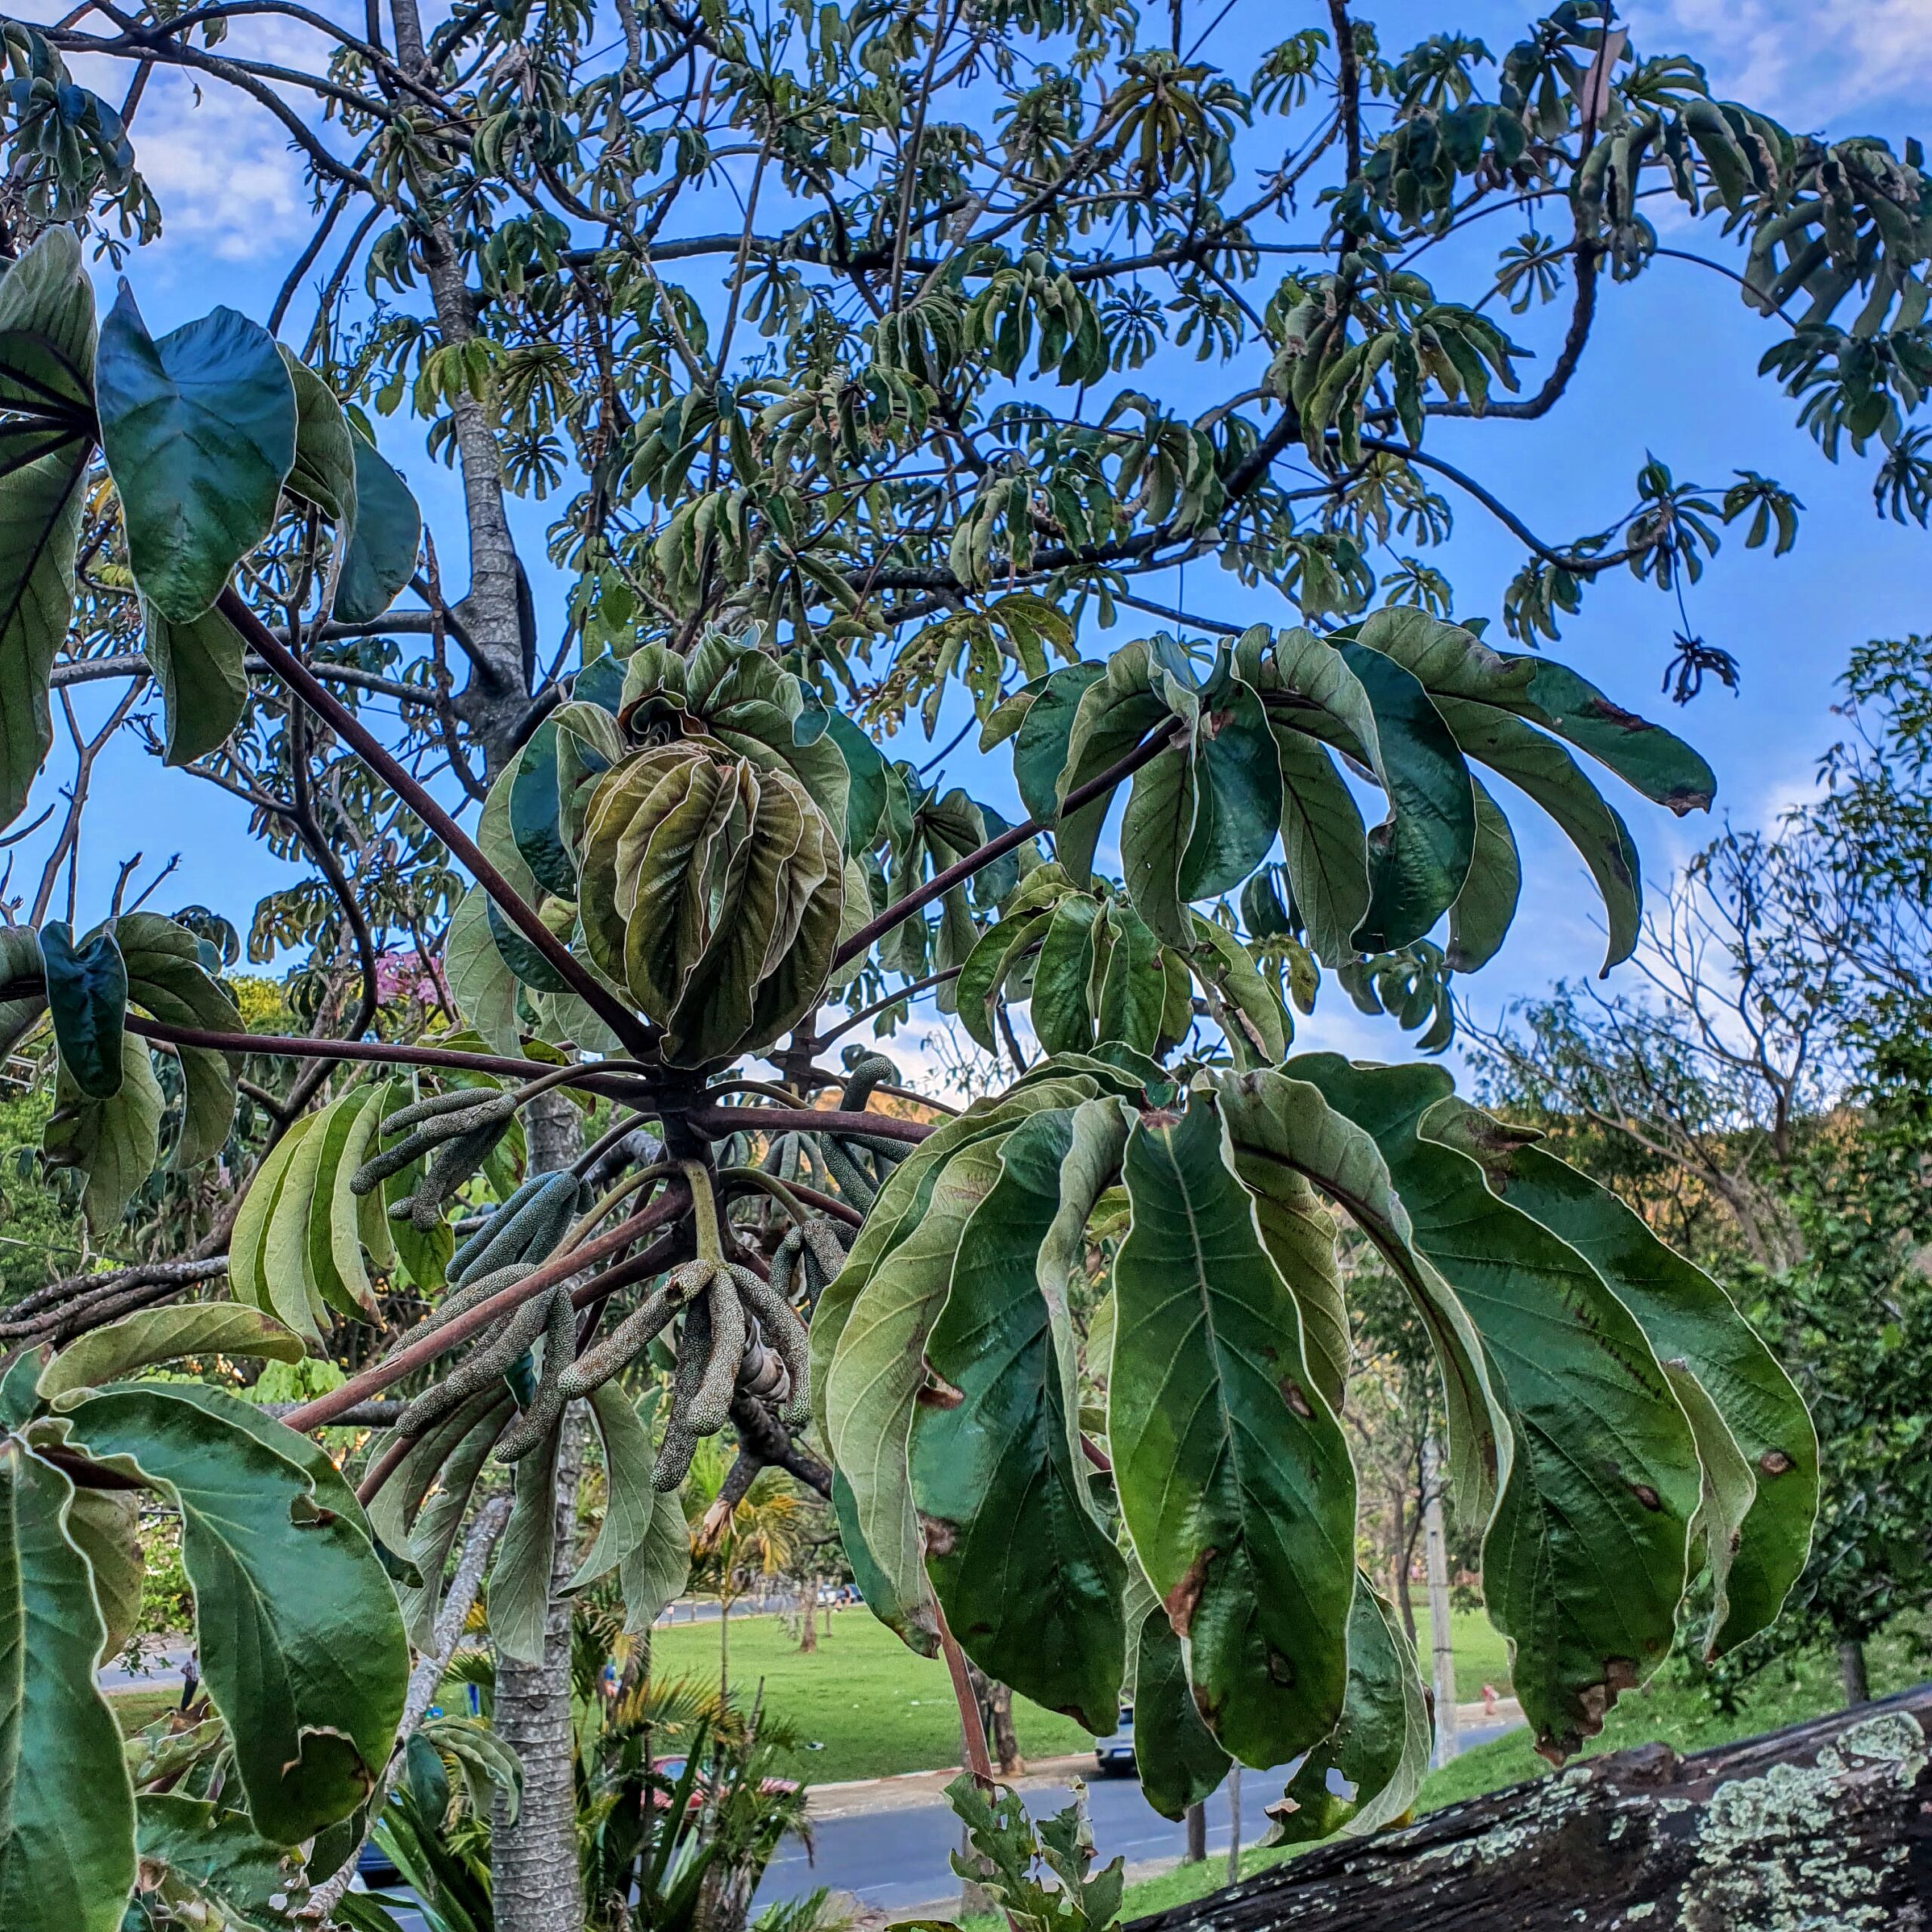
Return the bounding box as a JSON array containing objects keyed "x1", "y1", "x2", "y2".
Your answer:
[{"x1": 20, "y1": 0, "x2": 1932, "y2": 1069}]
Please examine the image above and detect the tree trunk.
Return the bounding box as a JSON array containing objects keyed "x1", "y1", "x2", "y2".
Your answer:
[
  {"x1": 1184, "y1": 1800, "x2": 1207, "y2": 1864},
  {"x1": 489, "y1": 1089, "x2": 587, "y2": 1932},
  {"x1": 798, "y1": 1595, "x2": 817, "y2": 1653},
  {"x1": 719, "y1": 1597, "x2": 730, "y2": 1704},
  {"x1": 1126, "y1": 1684, "x2": 1932, "y2": 1932},
  {"x1": 985, "y1": 1678, "x2": 1023, "y2": 1777},
  {"x1": 1389, "y1": 1480, "x2": 1416, "y2": 1650},
  {"x1": 1421, "y1": 1435, "x2": 1458, "y2": 1767},
  {"x1": 1841, "y1": 1638, "x2": 1872, "y2": 1706},
  {"x1": 1224, "y1": 1763, "x2": 1241, "y2": 1884}
]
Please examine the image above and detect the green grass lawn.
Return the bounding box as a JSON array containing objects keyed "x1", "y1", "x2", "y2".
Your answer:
[
  {"x1": 650, "y1": 1609, "x2": 1095, "y2": 1784},
  {"x1": 107, "y1": 1687, "x2": 177, "y2": 1736},
  {"x1": 650, "y1": 1602, "x2": 1511, "y2": 1789}
]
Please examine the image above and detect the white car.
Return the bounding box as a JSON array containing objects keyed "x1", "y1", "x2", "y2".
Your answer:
[{"x1": 1094, "y1": 1704, "x2": 1135, "y2": 1775}]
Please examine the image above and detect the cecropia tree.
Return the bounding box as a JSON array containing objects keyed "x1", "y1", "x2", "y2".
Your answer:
[{"x1": 2, "y1": 0, "x2": 1921, "y2": 1924}]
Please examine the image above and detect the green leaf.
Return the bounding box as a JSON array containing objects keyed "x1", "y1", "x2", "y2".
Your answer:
[
  {"x1": 825, "y1": 707, "x2": 888, "y2": 848},
  {"x1": 1178, "y1": 675, "x2": 1282, "y2": 902},
  {"x1": 1123, "y1": 1555, "x2": 1229, "y2": 1820},
  {"x1": 1291, "y1": 1056, "x2": 1702, "y2": 1759},
  {"x1": 910, "y1": 1109, "x2": 1127, "y2": 1734},
  {"x1": 1119, "y1": 746, "x2": 1195, "y2": 948},
  {"x1": 395, "y1": 1394, "x2": 508, "y2": 1650},
  {"x1": 617, "y1": 1469, "x2": 690, "y2": 1636},
  {"x1": 1095, "y1": 902, "x2": 1163, "y2": 1055},
  {"x1": 332, "y1": 428, "x2": 420, "y2": 623},
  {"x1": 1353, "y1": 608, "x2": 1715, "y2": 815},
  {"x1": 1438, "y1": 1109, "x2": 1817, "y2": 1658},
  {"x1": 1056, "y1": 645, "x2": 1171, "y2": 885},
  {"x1": 491, "y1": 1421, "x2": 559, "y2": 1666},
  {"x1": 571, "y1": 1386, "x2": 660, "y2": 1590},
  {"x1": 1267, "y1": 1577, "x2": 1429, "y2": 1844},
  {"x1": 135, "y1": 1795, "x2": 303, "y2": 1932},
  {"x1": 0, "y1": 445, "x2": 85, "y2": 833},
  {"x1": 42, "y1": 1032, "x2": 162, "y2": 1236},
  {"x1": 36, "y1": 1305, "x2": 303, "y2": 1401},
  {"x1": 1336, "y1": 641, "x2": 1475, "y2": 952},
  {"x1": 63, "y1": 1487, "x2": 140, "y2": 1664},
  {"x1": 0, "y1": 927, "x2": 44, "y2": 1063},
  {"x1": 1014, "y1": 662, "x2": 1104, "y2": 826},
  {"x1": 826, "y1": 1135, "x2": 1009, "y2": 1648},
  {"x1": 115, "y1": 912, "x2": 243, "y2": 1170},
  {"x1": 0, "y1": 227, "x2": 97, "y2": 423},
  {"x1": 278, "y1": 346, "x2": 357, "y2": 527},
  {"x1": 1215, "y1": 1066, "x2": 1507, "y2": 1536},
  {"x1": 510, "y1": 718, "x2": 577, "y2": 899},
  {"x1": 95, "y1": 288, "x2": 296, "y2": 623},
  {"x1": 956, "y1": 909, "x2": 1051, "y2": 1054},
  {"x1": 306, "y1": 1086, "x2": 383, "y2": 1320},
  {"x1": 1429, "y1": 697, "x2": 1641, "y2": 973},
  {"x1": 329, "y1": 1082, "x2": 392, "y2": 1315},
  {"x1": 1185, "y1": 915, "x2": 1287, "y2": 1069},
  {"x1": 1445, "y1": 775, "x2": 1521, "y2": 972},
  {"x1": 1110, "y1": 1090, "x2": 1355, "y2": 1767},
  {"x1": 446, "y1": 883, "x2": 522, "y2": 1059},
  {"x1": 141, "y1": 598, "x2": 249, "y2": 768},
  {"x1": 60, "y1": 1383, "x2": 407, "y2": 1841},
  {"x1": 1030, "y1": 895, "x2": 1100, "y2": 1056},
  {"x1": 0, "y1": 1438, "x2": 136, "y2": 1932},
  {"x1": 40, "y1": 919, "x2": 127, "y2": 1101}
]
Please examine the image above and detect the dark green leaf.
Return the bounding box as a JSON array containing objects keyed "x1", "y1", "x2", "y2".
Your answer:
[
  {"x1": 0, "y1": 1438, "x2": 135, "y2": 1932},
  {"x1": 509, "y1": 719, "x2": 577, "y2": 897},
  {"x1": 1337, "y1": 642, "x2": 1475, "y2": 952},
  {"x1": 278, "y1": 346, "x2": 357, "y2": 527},
  {"x1": 95, "y1": 288, "x2": 295, "y2": 623},
  {"x1": 1179, "y1": 676, "x2": 1282, "y2": 902},
  {"x1": 490, "y1": 1420, "x2": 559, "y2": 1666},
  {"x1": 0, "y1": 440, "x2": 85, "y2": 830},
  {"x1": 115, "y1": 912, "x2": 243, "y2": 1169},
  {"x1": 1268, "y1": 1578, "x2": 1429, "y2": 1844},
  {"x1": 135, "y1": 1795, "x2": 303, "y2": 1932},
  {"x1": 332, "y1": 430, "x2": 420, "y2": 624},
  {"x1": 42, "y1": 1032, "x2": 162, "y2": 1235},
  {"x1": 40, "y1": 919, "x2": 126, "y2": 1101},
  {"x1": 60, "y1": 1383, "x2": 408, "y2": 1841},
  {"x1": 1030, "y1": 895, "x2": 1100, "y2": 1056},
  {"x1": 1445, "y1": 775, "x2": 1521, "y2": 972},
  {"x1": 1110, "y1": 1090, "x2": 1355, "y2": 1767},
  {"x1": 911, "y1": 1107, "x2": 1127, "y2": 1734},
  {"x1": 1291, "y1": 1056, "x2": 1701, "y2": 1759},
  {"x1": 141, "y1": 598, "x2": 248, "y2": 767},
  {"x1": 37, "y1": 1304, "x2": 303, "y2": 1401},
  {"x1": 1095, "y1": 902, "x2": 1163, "y2": 1055},
  {"x1": 1439, "y1": 1108, "x2": 1817, "y2": 1658},
  {"x1": 1123, "y1": 1557, "x2": 1229, "y2": 1820},
  {"x1": 1014, "y1": 663, "x2": 1103, "y2": 826}
]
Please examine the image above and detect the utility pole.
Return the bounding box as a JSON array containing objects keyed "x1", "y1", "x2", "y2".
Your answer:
[{"x1": 1422, "y1": 1435, "x2": 1460, "y2": 1767}]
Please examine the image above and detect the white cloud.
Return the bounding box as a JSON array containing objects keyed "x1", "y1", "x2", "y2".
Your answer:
[{"x1": 1631, "y1": 0, "x2": 1932, "y2": 131}]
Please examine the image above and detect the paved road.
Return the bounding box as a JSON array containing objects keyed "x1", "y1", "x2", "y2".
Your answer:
[{"x1": 753, "y1": 1724, "x2": 1523, "y2": 1916}]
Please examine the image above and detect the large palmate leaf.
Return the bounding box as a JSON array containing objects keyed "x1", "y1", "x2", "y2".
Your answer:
[
  {"x1": 39, "y1": 919, "x2": 126, "y2": 1100},
  {"x1": 135, "y1": 1795, "x2": 303, "y2": 1932},
  {"x1": 1437, "y1": 1106, "x2": 1817, "y2": 1658},
  {"x1": 1122, "y1": 1558, "x2": 1229, "y2": 1820},
  {"x1": 0, "y1": 439, "x2": 85, "y2": 830},
  {"x1": 332, "y1": 427, "x2": 420, "y2": 623},
  {"x1": 141, "y1": 598, "x2": 249, "y2": 768},
  {"x1": 115, "y1": 912, "x2": 245, "y2": 1168},
  {"x1": 59, "y1": 1383, "x2": 408, "y2": 1842},
  {"x1": 36, "y1": 1304, "x2": 303, "y2": 1401},
  {"x1": 1109, "y1": 1089, "x2": 1355, "y2": 1768},
  {"x1": 42, "y1": 1032, "x2": 163, "y2": 1236},
  {"x1": 1292, "y1": 1055, "x2": 1703, "y2": 1759},
  {"x1": 95, "y1": 288, "x2": 295, "y2": 623},
  {"x1": 910, "y1": 1106, "x2": 1127, "y2": 1734},
  {"x1": 1267, "y1": 1577, "x2": 1429, "y2": 1845},
  {"x1": 1215, "y1": 1066, "x2": 1508, "y2": 1525},
  {"x1": 0, "y1": 1438, "x2": 135, "y2": 1932},
  {"x1": 825, "y1": 1135, "x2": 1008, "y2": 1646}
]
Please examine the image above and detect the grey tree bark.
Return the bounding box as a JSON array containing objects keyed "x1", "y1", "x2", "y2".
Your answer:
[
  {"x1": 1127, "y1": 1684, "x2": 1932, "y2": 1932},
  {"x1": 1421, "y1": 1435, "x2": 1458, "y2": 1767},
  {"x1": 488, "y1": 1088, "x2": 589, "y2": 1932}
]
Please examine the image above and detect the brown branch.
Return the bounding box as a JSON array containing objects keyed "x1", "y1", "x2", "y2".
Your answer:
[
  {"x1": 283, "y1": 1185, "x2": 691, "y2": 1430},
  {"x1": 221, "y1": 587, "x2": 657, "y2": 1059},
  {"x1": 690, "y1": 1104, "x2": 933, "y2": 1147},
  {"x1": 831, "y1": 718, "x2": 1185, "y2": 968},
  {"x1": 1327, "y1": 0, "x2": 1361, "y2": 181}
]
